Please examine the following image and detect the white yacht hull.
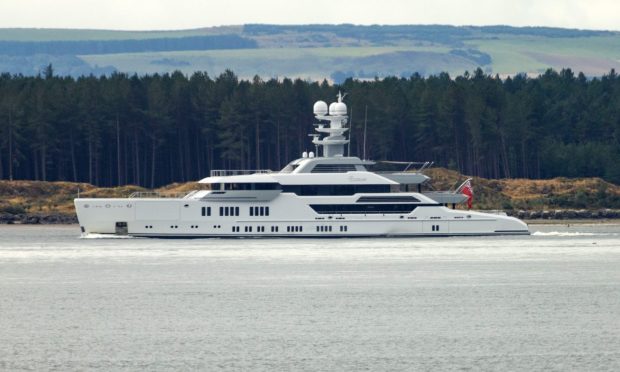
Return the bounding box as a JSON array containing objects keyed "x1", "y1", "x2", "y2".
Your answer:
[
  {"x1": 74, "y1": 195, "x2": 529, "y2": 238},
  {"x1": 74, "y1": 95, "x2": 530, "y2": 239}
]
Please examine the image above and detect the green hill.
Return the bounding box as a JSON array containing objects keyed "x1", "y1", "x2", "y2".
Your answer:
[{"x1": 0, "y1": 24, "x2": 619, "y2": 79}]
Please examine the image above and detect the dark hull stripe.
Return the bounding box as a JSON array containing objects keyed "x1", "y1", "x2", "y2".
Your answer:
[{"x1": 106, "y1": 231, "x2": 531, "y2": 239}]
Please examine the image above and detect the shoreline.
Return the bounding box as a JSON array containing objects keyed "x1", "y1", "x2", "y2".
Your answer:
[{"x1": 525, "y1": 219, "x2": 620, "y2": 225}]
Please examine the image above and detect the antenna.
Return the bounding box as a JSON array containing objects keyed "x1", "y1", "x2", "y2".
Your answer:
[
  {"x1": 363, "y1": 105, "x2": 368, "y2": 160},
  {"x1": 348, "y1": 107, "x2": 353, "y2": 157}
]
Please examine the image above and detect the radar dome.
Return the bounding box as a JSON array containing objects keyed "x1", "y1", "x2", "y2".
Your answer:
[
  {"x1": 328, "y1": 102, "x2": 337, "y2": 115},
  {"x1": 313, "y1": 101, "x2": 328, "y2": 116},
  {"x1": 330, "y1": 101, "x2": 347, "y2": 116}
]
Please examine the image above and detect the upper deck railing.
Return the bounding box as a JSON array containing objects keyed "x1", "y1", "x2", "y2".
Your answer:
[
  {"x1": 128, "y1": 191, "x2": 189, "y2": 199},
  {"x1": 209, "y1": 169, "x2": 273, "y2": 177},
  {"x1": 374, "y1": 161, "x2": 434, "y2": 174}
]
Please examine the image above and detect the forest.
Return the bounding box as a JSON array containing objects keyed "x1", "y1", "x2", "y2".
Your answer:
[{"x1": 0, "y1": 66, "x2": 619, "y2": 188}]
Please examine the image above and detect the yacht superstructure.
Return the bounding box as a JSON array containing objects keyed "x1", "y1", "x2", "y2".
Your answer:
[{"x1": 74, "y1": 93, "x2": 529, "y2": 237}]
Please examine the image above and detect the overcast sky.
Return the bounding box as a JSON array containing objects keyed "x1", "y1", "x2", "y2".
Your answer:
[{"x1": 1, "y1": 0, "x2": 618, "y2": 31}]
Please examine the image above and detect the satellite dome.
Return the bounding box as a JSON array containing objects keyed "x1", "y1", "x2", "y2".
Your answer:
[
  {"x1": 330, "y1": 101, "x2": 347, "y2": 116},
  {"x1": 313, "y1": 101, "x2": 328, "y2": 115},
  {"x1": 328, "y1": 102, "x2": 338, "y2": 115}
]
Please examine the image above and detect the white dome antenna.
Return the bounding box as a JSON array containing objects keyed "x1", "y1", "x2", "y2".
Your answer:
[
  {"x1": 313, "y1": 101, "x2": 328, "y2": 116},
  {"x1": 310, "y1": 91, "x2": 350, "y2": 157}
]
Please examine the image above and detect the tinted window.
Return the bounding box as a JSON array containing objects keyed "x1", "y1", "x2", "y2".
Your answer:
[
  {"x1": 282, "y1": 184, "x2": 390, "y2": 196},
  {"x1": 310, "y1": 204, "x2": 418, "y2": 214}
]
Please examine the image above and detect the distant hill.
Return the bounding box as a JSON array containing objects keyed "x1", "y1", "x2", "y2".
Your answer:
[{"x1": 0, "y1": 24, "x2": 619, "y2": 79}]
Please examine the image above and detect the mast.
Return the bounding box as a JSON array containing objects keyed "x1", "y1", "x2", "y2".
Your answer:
[{"x1": 311, "y1": 92, "x2": 350, "y2": 158}]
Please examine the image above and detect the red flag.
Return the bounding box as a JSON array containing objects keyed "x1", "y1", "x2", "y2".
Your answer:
[{"x1": 460, "y1": 180, "x2": 473, "y2": 209}]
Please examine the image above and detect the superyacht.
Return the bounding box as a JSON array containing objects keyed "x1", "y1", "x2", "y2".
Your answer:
[{"x1": 74, "y1": 93, "x2": 529, "y2": 237}]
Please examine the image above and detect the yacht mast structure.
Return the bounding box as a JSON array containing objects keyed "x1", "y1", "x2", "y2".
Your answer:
[{"x1": 311, "y1": 92, "x2": 350, "y2": 158}]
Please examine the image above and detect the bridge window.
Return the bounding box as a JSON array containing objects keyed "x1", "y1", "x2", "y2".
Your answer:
[
  {"x1": 282, "y1": 184, "x2": 390, "y2": 196},
  {"x1": 311, "y1": 164, "x2": 357, "y2": 173},
  {"x1": 224, "y1": 183, "x2": 280, "y2": 191},
  {"x1": 310, "y1": 204, "x2": 418, "y2": 214}
]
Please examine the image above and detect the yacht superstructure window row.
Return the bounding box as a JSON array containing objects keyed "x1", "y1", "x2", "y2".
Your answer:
[
  {"x1": 310, "y1": 204, "x2": 419, "y2": 214},
  {"x1": 219, "y1": 206, "x2": 240, "y2": 216},
  {"x1": 223, "y1": 183, "x2": 280, "y2": 190},
  {"x1": 311, "y1": 164, "x2": 357, "y2": 173},
  {"x1": 282, "y1": 184, "x2": 390, "y2": 196},
  {"x1": 249, "y1": 206, "x2": 270, "y2": 216}
]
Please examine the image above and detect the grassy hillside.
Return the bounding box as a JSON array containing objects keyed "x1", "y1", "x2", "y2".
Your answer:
[
  {"x1": 0, "y1": 26, "x2": 242, "y2": 41},
  {"x1": 1, "y1": 24, "x2": 619, "y2": 79},
  {"x1": 1, "y1": 170, "x2": 619, "y2": 219},
  {"x1": 425, "y1": 169, "x2": 620, "y2": 211}
]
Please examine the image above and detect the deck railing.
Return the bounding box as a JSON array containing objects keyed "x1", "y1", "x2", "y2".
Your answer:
[
  {"x1": 128, "y1": 191, "x2": 189, "y2": 199},
  {"x1": 209, "y1": 169, "x2": 273, "y2": 177}
]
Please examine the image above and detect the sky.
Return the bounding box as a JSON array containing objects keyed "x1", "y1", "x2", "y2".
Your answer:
[{"x1": 0, "y1": 0, "x2": 618, "y2": 31}]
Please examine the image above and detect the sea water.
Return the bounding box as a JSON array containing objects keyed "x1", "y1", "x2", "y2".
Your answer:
[{"x1": 1, "y1": 224, "x2": 619, "y2": 371}]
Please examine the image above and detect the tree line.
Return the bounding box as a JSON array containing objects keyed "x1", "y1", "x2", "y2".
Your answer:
[{"x1": 0, "y1": 66, "x2": 619, "y2": 188}]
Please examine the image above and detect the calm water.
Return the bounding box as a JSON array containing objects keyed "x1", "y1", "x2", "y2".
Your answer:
[{"x1": 1, "y1": 224, "x2": 619, "y2": 371}]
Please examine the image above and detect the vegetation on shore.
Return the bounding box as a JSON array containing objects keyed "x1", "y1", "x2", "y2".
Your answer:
[
  {"x1": 1, "y1": 169, "x2": 619, "y2": 222},
  {"x1": 1, "y1": 68, "x2": 620, "y2": 190}
]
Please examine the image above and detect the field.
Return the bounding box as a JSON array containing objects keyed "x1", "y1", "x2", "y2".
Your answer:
[
  {"x1": 79, "y1": 45, "x2": 465, "y2": 80},
  {"x1": 1, "y1": 25, "x2": 619, "y2": 79},
  {"x1": 0, "y1": 27, "x2": 240, "y2": 41},
  {"x1": 467, "y1": 35, "x2": 620, "y2": 75}
]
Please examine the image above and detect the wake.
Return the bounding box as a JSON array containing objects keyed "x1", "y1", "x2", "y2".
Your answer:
[
  {"x1": 532, "y1": 231, "x2": 600, "y2": 237},
  {"x1": 80, "y1": 233, "x2": 135, "y2": 239}
]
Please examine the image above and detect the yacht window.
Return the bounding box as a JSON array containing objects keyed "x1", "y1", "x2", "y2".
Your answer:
[
  {"x1": 259, "y1": 207, "x2": 264, "y2": 216},
  {"x1": 235, "y1": 207, "x2": 239, "y2": 216},
  {"x1": 357, "y1": 196, "x2": 421, "y2": 203},
  {"x1": 311, "y1": 164, "x2": 356, "y2": 173},
  {"x1": 281, "y1": 184, "x2": 390, "y2": 196},
  {"x1": 219, "y1": 207, "x2": 224, "y2": 216},
  {"x1": 201, "y1": 207, "x2": 206, "y2": 216},
  {"x1": 310, "y1": 204, "x2": 419, "y2": 214},
  {"x1": 265, "y1": 207, "x2": 270, "y2": 216},
  {"x1": 224, "y1": 183, "x2": 281, "y2": 191}
]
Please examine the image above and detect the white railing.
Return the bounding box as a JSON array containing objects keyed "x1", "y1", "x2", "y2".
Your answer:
[
  {"x1": 209, "y1": 169, "x2": 273, "y2": 177},
  {"x1": 128, "y1": 191, "x2": 189, "y2": 199}
]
